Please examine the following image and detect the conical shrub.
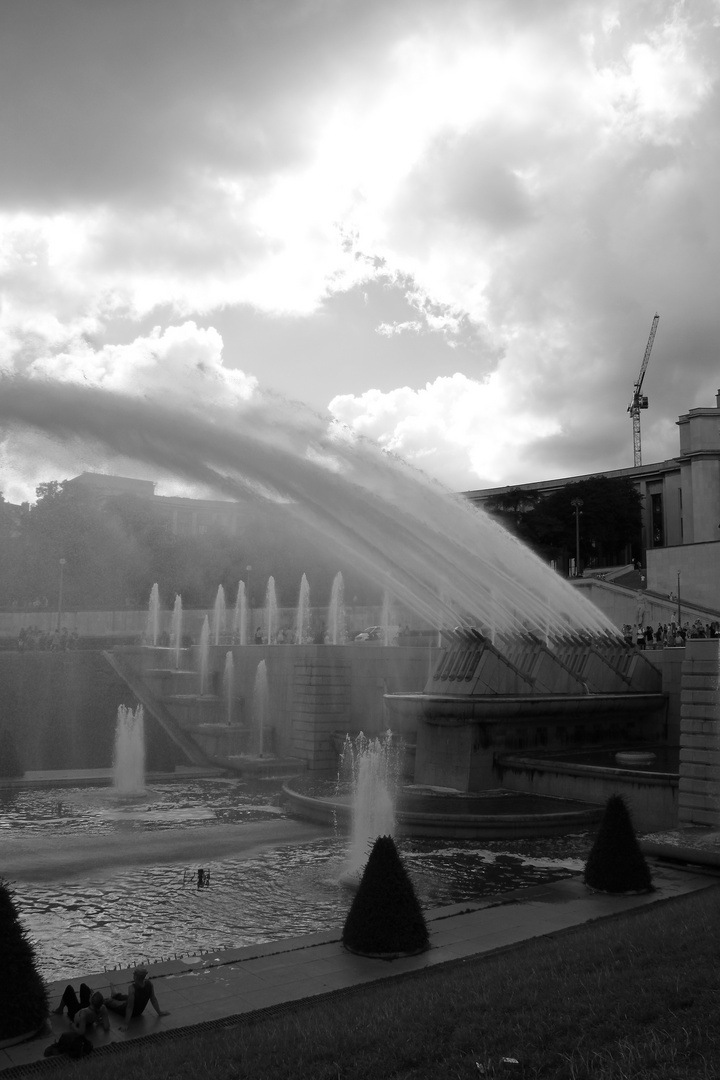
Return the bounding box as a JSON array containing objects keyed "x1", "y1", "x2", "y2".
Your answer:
[
  {"x1": 0, "y1": 879, "x2": 49, "y2": 1040},
  {"x1": 584, "y1": 794, "x2": 653, "y2": 894},
  {"x1": 342, "y1": 835, "x2": 429, "y2": 956}
]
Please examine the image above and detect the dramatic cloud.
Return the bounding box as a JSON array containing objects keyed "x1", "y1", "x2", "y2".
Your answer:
[{"x1": 1, "y1": 0, "x2": 719, "y2": 500}]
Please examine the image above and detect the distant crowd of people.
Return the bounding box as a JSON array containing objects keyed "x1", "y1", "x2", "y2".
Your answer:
[
  {"x1": 622, "y1": 620, "x2": 720, "y2": 648},
  {"x1": 16, "y1": 625, "x2": 79, "y2": 651}
]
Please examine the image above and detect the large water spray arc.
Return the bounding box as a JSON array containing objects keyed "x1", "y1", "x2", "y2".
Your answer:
[{"x1": 0, "y1": 376, "x2": 617, "y2": 639}]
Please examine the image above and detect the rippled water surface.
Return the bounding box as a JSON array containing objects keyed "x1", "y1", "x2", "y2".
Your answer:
[{"x1": 1, "y1": 779, "x2": 591, "y2": 981}]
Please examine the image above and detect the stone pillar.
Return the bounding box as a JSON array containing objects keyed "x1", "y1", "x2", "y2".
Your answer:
[
  {"x1": 291, "y1": 646, "x2": 352, "y2": 776},
  {"x1": 679, "y1": 638, "x2": 720, "y2": 825}
]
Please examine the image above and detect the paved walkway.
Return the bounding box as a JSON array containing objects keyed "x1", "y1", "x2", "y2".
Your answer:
[{"x1": 3, "y1": 859, "x2": 719, "y2": 1075}]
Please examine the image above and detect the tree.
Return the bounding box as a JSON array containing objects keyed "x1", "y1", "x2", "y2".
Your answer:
[
  {"x1": 584, "y1": 794, "x2": 653, "y2": 894},
  {"x1": 0, "y1": 879, "x2": 49, "y2": 1040},
  {"x1": 487, "y1": 476, "x2": 643, "y2": 570},
  {"x1": 342, "y1": 835, "x2": 429, "y2": 956}
]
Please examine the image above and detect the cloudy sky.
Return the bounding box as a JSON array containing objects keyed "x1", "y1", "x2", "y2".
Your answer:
[{"x1": 1, "y1": 0, "x2": 719, "y2": 504}]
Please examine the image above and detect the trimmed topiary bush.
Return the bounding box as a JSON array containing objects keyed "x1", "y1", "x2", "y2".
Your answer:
[
  {"x1": 0, "y1": 879, "x2": 49, "y2": 1041},
  {"x1": 0, "y1": 728, "x2": 23, "y2": 777},
  {"x1": 584, "y1": 794, "x2": 653, "y2": 894},
  {"x1": 342, "y1": 835, "x2": 429, "y2": 956}
]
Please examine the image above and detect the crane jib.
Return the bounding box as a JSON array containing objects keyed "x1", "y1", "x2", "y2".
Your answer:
[{"x1": 628, "y1": 314, "x2": 660, "y2": 467}]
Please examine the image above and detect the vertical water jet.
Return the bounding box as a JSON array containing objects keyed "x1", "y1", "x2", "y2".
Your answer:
[
  {"x1": 145, "y1": 584, "x2": 160, "y2": 647},
  {"x1": 233, "y1": 581, "x2": 247, "y2": 646},
  {"x1": 294, "y1": 574, "x2": 311, "y2": 644},
  {"x1": 328, "y1": 572, "x2": 346, "y2": 645},
  {"x1": 170, "y1": 594, "x2": 183, "y2": 669},
  {"x1": 212, "y1": 585, "x2": 226, "y2": 645},
  {"x1": 199, "y1": 617, "x2": 211, "y2": 695},
  {"x1": 339, "y1": 731, "x2": 399, "y2": 882},
  {"x1": 253, "y1": 660, "x2": 269, "y2": 756},
  {"x1": 223, "y1": 651, "x2": 234, "y2": 726},
  {"x1": 113, "y1": 705, "x2": 145, "y2": 795},
  {"x1": 264, "y1": 577, "x2": 278, "y2": 645}
]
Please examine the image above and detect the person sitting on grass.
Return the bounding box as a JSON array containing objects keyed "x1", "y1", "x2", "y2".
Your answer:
[
  {"x1": 53, "y1": 984, "x2": 110, "y2": 1035},
  {"x1": 104, "y1": 966, "x2": 170, "y2": 1031}
]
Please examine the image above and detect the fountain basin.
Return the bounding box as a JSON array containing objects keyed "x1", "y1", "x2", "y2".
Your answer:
[
  {"x1": 282, "y1": 779, "x2": 603, "y2": 839},
  {"x1": 2, "y1": 778, "x2": 595, "y2": 981},
  {"x1": 386, "y1": 691, "x2": 668, "y2": 721},
  {"x1": 494, "y1": 746, "x2": 678, "y2": 831}
]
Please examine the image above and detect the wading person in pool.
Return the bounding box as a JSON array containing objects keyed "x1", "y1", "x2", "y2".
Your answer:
[
  {"x1": 104, "y1": 967, "x2": 169, "y2": 1030},
  {"x1": 53, "y1": 985, "x2": 110, "y2": 1035}
]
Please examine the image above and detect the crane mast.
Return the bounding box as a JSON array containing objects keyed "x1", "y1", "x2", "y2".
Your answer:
[{"x1": 628, "y1": 314, "x2": 659, "y2": 467}]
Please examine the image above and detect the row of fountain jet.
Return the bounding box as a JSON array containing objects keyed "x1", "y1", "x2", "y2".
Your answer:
[
  {"x1": 142, "y1": 572, "x2": 394, "y2": 739},
  {"x1": 144, "y1": 571, "x2": 399, "y2": 662}
]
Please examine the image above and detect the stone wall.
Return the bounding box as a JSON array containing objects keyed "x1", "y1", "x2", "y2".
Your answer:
[
  {"x1": 0, "y1": 651, "x2": 184, "y2": 774},
  {"x1": 679, "y1": 638, "x2": 720, "y2": 825}
]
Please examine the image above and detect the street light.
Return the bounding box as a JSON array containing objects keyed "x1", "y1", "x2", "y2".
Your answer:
[
  {"x1": 676, "y1": 570, "x2": 681, "y2": 629},
  {"x1": 57, "y1": 558, "x2": 67, "y2": 631},
  {"x1": 570, "y1": 499, "x2": 584, "y2": 577}
]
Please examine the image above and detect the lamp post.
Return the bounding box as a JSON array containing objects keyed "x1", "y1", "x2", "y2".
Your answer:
[
  {"x1": 676, "y1": 570, "x2": 681, "y2": 629},
  {"x1": 56, "y1": 558, "x2": 66, "y2": 632},
  {"x1": 570, "y1": 499, "x2": 583, "y2": 577}
]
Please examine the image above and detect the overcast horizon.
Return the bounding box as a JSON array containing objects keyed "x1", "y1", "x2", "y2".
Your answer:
[{"x1": 1, "y1": 0, "x2": 719, "y2": 505}]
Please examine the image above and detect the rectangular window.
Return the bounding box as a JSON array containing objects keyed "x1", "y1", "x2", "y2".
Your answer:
[
  {"x1": 679, "y1": 488, "x2": 683, "y2": 541},
  {"x1": 651, "y1": 492, "x2": 665, "y2": 547}
]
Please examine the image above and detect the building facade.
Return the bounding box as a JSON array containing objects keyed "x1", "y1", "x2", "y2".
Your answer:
[{"x1": 464, "y1": 391, "x2": 720, "y2": 613}]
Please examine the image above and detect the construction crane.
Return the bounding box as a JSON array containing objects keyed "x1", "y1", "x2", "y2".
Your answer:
[{"x1": 627, "y1": 313, "x2": 659, "y2": 467}]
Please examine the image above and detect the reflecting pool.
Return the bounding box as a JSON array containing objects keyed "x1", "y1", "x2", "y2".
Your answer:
[{"x1": 0, "y1": 779, "x2": 591, "y2": 981}]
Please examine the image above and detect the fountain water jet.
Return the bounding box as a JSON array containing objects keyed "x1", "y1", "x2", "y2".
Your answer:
[
  {"x1": 294, "y1": 574, "x2": 311, "y2": 644},
  {"x1": 144, "y1": 584, "x2": 160, "y2": 647},
  {"x1": 199, "y1": 617, "x2": 211, "y2": 695},
  {"x1": 212, "y1": 585, "x2": 226, "y2": 645},
  {"x1": 253, "y1": 660, "x2": 269, "y2": 756},
  {"x1": 328, "y1": 572, "x2": 346, "y2": 645},
  {"x1": 0, "y1": 376, "x2": 621, "y2": 641},
  {"x1": 339, "y1": 731, "x2": 400, "y2": 883},
  {"x1": 170, "y1": 594, "x2": 183, "y2": 669},
  {"x1": 113, "y1": 705, "x2": 146, "y2": 795},
  {"x1": 233, "y1": 581, "x2": 247, "y2": 645},
  {"x1": 223, "y1": 651, "x2": 234, "y2": 726},
  {"x1": 264, "y1": 577, "x2": 278, "y2": 645}
]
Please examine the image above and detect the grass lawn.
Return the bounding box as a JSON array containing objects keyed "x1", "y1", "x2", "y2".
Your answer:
[{"x1": 43, "y1": 884, "x2": 720, "y2": 1079}]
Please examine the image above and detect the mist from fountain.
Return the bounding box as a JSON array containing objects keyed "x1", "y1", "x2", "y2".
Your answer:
[
  {"x1": 339, "y1": 731, "x2": 399, "y2": 881},
  {"x1": 170, "y1": 593, "x2": 183, "y2": 669},
  {"x1": 145, "y1": 584, "x2": 160, "y2": 647},
  {"x1": 113, "y1": 705, "x2": 146, "y2": 795},
  {"x1": 199, "y1": 616, "x2": 211, "y2": 695},
  {"x1": 223, "y1": 651, "x2": 234, "y2": 726},
  {"x1": 212, "y1": 585, "x2": 226, "y2": 645},
  {"x1": 295, "y1": 573, "x2": 311, "y2": 644},
  {"x1": 233, "y1": 581, "x2": 247, "y2": 645},
  {"x1": 264, "y1": 577, "x2": 278, "y2": 645},
  {"x1": 0, "y1": 376, "x2": 619, "y2": 642},
  {"x1": 328, "y1": 572, "x2": 346, "y2": 645},
  {"x1": 253, "y1": 660, "x2": 269, "y2": 756}
]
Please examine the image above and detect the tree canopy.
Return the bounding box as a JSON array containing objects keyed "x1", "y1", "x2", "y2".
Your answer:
[
  {"x1": 484, "y1": 475, "x2": 643, "y2": 571},
  {"x1": 0, "y1": 481, "x2": 378, "y2": 612}
]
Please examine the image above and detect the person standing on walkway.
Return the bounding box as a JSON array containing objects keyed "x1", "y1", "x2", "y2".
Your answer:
[{"x1": 104, "y1": 967, "x2": 169, "y2": 1031}]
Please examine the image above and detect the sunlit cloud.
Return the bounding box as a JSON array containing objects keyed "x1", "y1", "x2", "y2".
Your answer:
[{"x1": 0, "y1": 0, "x2": 719, "y2": 500}]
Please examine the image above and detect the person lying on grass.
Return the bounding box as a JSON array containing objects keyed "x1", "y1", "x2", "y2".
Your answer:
[
  {"x1": 104, "y1": 966, "x2": 170, "y2": 1031},
  {"x1": 53, "y1": 984, "x2": 110, "y2": 1035}
]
